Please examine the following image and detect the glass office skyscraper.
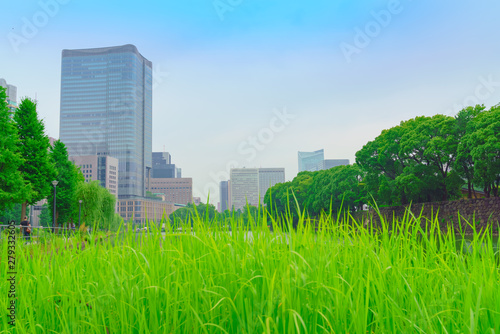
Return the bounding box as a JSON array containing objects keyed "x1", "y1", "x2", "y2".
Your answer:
[
  {"x1": 60, "y1": 44, "x2": 152, "y2": 198},
  {"x1": 298, "y1": 149, "x2": 324, "y2": 172}
]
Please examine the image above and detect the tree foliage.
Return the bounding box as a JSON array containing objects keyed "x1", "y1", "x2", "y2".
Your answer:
[
  {"x1": 0, "y1": 87, "x2": 30, "y2": 212},
  {"x1": 356, "y1": 114, "x2": 463, "y2": 205},
  {"x1": 13, "y1": 97, "x2": 54, "y2": 219},
  {"x1": 467, "y1": 104, "x2": 500, "y2": 197},
  {"x1": 47, "y1": 140, "x2": 84, "y2": 226},
  {"x1": 75, "y1": 180, "x2": 116, "y2": 230},
  {"x1": 265, "y1": 166, "x2": 366, "y2": 217}
]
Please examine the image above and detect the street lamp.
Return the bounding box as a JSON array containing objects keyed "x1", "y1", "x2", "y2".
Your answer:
[
  {"x1": 51, "y1": 180, "x2": 58, "y2": 233},
  {"x1": 78, "y1": 200, "x2": 83, "y2": 230}
]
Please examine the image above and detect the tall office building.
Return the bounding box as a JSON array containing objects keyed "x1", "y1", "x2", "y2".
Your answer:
[
  {"x1": 0, "y1": 78, "x2": 18, "y2": 112},
  {"x1": 259, "y1": 168, "x2": 285, "y2": 203},
  {"x1": 230, "y1": 168, "x2": 260, "y2": 211},
  {"x1": 152, "y1": 152, "x2": 181, "y2": 178},
  {"x1": 220, "y1": 180, "x2": 229, "y2": 212},
  {"x1": 59, "y1": 44, "x2": 152, "y2": 199},
  {"x1": 298, "y1": 149, "x2": 324, "y2": 172},
  {"x1": 153, "y1": 152, "x2": 171, "y2": 166}
]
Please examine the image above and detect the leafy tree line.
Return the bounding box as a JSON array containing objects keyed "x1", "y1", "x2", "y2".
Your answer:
[
  {"x1": 169, "y1": 202, "x2": 261, "y2": 227},
  {"x1": 265, "y1": 104, "x2": 500, "y2": 216},
  {"x1": 0, "y1": 87, "x2": 117, "y2": 230}
]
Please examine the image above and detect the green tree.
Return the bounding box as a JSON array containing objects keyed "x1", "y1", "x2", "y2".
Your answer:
[
  {"x1": 14, "y1": 97, "x2": 54, "y2": 220},
  {"x1": 48, "y1": 140, "x2": 84, "y2": 227},
  {"x1": 0, "y1": 203, "x2": 29, "y2": 224},
  {"x1": 468, "y1": 104, "x2": 500, "y2": 197},
  {"x1": 0, "y1": 87, "x2": 30, "y2": 212},
  {"x1": 75, "y1": 181, "x2": 116, "y2": 230},
  {"x1": 309, "y1": 165, "x2": 366, "y2": 215},
  {"x1": 356, "y1": 115, "x2": 462, "y2": 205},
  {"x1": 454, "y1": 105, "x2": 485, "y2": 198}
]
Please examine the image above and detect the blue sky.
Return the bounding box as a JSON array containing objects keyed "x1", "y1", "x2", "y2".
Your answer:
[{"x1": 1, "y1": 0, "x2": 500, "y2": 204}]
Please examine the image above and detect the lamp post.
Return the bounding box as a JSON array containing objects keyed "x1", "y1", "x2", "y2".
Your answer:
[
  {"x1": 51, "y1": 180, "x2": 58, "y2": 233},
  {"x1": 78, "y1": 200, "x2": 82, "y2": 230}
]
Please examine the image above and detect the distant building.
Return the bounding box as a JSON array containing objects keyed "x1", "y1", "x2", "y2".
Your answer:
[
  {"x1": 220, "y1": 180, "x2": 229, "y2": 212},
  {"x1": 227, "y1": 180, "x2": 232, "y2": 210},
  {"x1": 193, "y1": 197, "x2": 202, "y2": 205},
  {"x1": 48, "y1": 137, "x2": 57, "y2": 147},
  {"x1": 259, "y1": 168, "x2": 285, "y2": 204},
  {"x1": 152, "y1": 152, "x2": 181, "y2": 178},
  {"x1": 319, "y1": 159, "x2": 350, "y2": 170},
  {"x1": 116, "y1": 198, "x2": 175, "y2": 225},
  {"x1": 59, "y1": 44, "x2": 152, "y2": 199},
  {"x1": 298, "y1": 149, "x2": 324, "y2": 172},
  {"x1": 153, "y1": 152, "x2": 171, "y2": 165},
  {"x1": 147, "y1": 178, "x2": 193, "y2": 205},
  {"x1": 0, "y1": 78, "x2": 18, "y2": 113},
  {"x1": 230, "y1": 168, "x2": 260, "y2": 210},
  {"x1": 152, "y1": 163, "x2": 177, "y2": 178},
  {"x1": 70, "y1": 155, "x2": 119, "y2": 197}
]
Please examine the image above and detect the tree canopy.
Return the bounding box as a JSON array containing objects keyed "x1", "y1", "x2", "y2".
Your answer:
[
  {"x1": 0, "y1": 87, "x2": 30, "y2": 212},
  {"x1": 13, "y1": 97, "x2": 54, "y2": 220}
]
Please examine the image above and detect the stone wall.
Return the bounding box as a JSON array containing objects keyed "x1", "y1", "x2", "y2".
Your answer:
[{"x1": 351, "y1": 197, "x2": 500, "y2": 233}]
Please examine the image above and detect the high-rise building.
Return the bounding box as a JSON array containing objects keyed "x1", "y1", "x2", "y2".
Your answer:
[
  {"x1": 147, "y1": 178, "x2": 193, "y2": 205},
  {"x1": 220, "y1": 180, "x2": 229, "y2": 212},
  {"x1": 153, "y1": 152, "x2": 171, "y2": 166},
  {"x1": 59, "y1": 44, "x2": 152, "y2": 199},
  {"x1": 230, "y1": 168, "x2": 260, "y2": 211},
  {"x1": 229, "y1": 168, "x2": 286, "y2": 211},
  {"x1": 298, "y1": 149, "x2": 324, "y2": 172},
  {"x1": 116, "y1": 198, "x2": 175, "y2": 225},
  {"x1": 152, "y1": 152, "x2": 180, "y2": 178},
  {"x1": 0, "y1": 78, "x2": 18, "y2": 112},
  {"x1": 152, "y1": 163, "x2": 176, "y2": 178},
  {"x1": 70, "y1": 155, "x2": 119, "y2": 197},
  {"x1": 259, "y1": 168, "x2": 285, "y2": 203},
  {"x1": 319, "y1": 159, "x2": 350, "y2": 170}
]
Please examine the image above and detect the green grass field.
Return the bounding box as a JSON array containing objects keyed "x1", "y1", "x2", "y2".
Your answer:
[{"x1": 1, "y1": 210, "x2": 499, "y2": 333}]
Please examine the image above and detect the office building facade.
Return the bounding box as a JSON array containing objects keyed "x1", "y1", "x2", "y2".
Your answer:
[
  {"x1": 70, "y1": 155, "x2": 119, "y2": 197},
  {"x1": 259, "y1": 168, "x2": 285, "y2": 203},
  {"x1": 116, "y1": 198, "x2": 175, "y2": 225},
  {"x1": 147, "y1": 177, "x2": 193, "y2": 205},
  {"x1": 220, "y1": 180, "x2": 229, "y2": 212},
  {"x1": 230, "y1": 168, "x2": 260, "y2": 210},
  {"x1": 152, "y1": 152, "x2": 180, "y2": 178},
  {"x1": 0, "y1": 78, "x2": 18, "y2": 112},
  {"x1": 59, "y1": 44, "x2": 152, "y2": 199},
  {"x1": 298, "y1": 149, "x2": 324, "y2": 172}
]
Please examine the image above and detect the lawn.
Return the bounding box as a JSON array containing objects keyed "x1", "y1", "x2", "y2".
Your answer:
[{"x1": 1, "y1": 210, "x2": 499, "y2": 333}]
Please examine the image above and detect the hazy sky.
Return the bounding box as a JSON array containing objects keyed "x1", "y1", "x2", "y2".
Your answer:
[{"x1": 1, "y1": 0, "x2": 500, "y2": 205}]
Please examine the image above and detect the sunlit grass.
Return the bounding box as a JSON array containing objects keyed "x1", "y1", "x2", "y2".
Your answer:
[{"x1": 1, "y1": 209, "x2": 499, "y2": 333}]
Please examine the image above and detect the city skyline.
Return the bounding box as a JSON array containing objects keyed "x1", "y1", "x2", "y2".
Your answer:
[
  {"x1": 59, "y1": 44, "x2": 152, "y2": 199},
  {"x1": 2, "y1": 1, "x2": 500, "y2": 205}
]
